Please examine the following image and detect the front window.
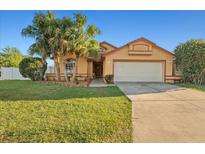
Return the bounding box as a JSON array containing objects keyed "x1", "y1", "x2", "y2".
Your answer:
[{"x1": 65, "y1": 59, "x2": 76, "y2": 74}]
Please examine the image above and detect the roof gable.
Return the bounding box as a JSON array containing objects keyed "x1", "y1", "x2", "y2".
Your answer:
[
  {"x1": 103, "y1": 37, "x2": 175, "y2": 57},
  {"x1": 100, "y1": 41, "x2": 117, "y2": 49},
  {"x1": 126, "y1": 37, "x2": 156, "y2": 46}
]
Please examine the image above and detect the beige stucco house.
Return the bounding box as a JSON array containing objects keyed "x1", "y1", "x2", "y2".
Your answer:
[{"x1": 47, "y1": 37, "x2": 181, "y2": 83}]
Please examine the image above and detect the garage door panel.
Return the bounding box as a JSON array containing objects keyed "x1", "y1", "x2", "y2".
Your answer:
[{"x1": 114, "y1": 62, "x2": 163, "y2": 82}]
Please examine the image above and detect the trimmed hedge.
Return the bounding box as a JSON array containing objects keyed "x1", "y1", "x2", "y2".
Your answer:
[{"x1": 19, "y1": 57, "x2": 47, "y2": 81}]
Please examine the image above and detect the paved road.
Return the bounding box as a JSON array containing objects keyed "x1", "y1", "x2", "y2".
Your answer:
[{"x1": 117, "y1": 83, "x2": 205, "y2": 143}]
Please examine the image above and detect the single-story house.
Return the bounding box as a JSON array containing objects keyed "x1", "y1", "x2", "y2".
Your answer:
[{"x1": 46, "y1": 37, "x2": 181, "y2": 83}]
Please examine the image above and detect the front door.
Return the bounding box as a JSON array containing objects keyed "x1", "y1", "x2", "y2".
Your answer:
[{"x1": 93, "y1": 62, "x2": 103, "y2": 78}]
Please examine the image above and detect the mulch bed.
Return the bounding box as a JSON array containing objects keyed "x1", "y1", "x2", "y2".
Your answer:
[{"x1": 35, "y1": 80, "x2": 90, "y2": 87}]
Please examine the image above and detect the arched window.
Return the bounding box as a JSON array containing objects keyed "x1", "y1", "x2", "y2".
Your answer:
[{"x1": 65, "y1": 59, "x2": 76, "y2": 74}]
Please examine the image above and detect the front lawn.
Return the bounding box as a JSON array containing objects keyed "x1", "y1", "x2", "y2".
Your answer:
[
  {"x1": 178, "y1": 83, "x2": 205, "y2": 92},
  {"x1": 0, "y1": 80, "x2": 131, "y2": 143}
]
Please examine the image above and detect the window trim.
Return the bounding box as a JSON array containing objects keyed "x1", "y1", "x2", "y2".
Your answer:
[{"x1": 65, "y1": 59, "x2": 76, "y2": 74}]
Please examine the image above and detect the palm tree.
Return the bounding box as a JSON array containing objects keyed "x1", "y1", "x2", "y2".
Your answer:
[
  {"x1": 28, "y1": 39, "x2": 49, "y2": 80},
  {"x1": 0, "y1": 47, "x2": 23, "y2": 67},
  {"x1": 64, "y1": 13, "x2": 101, "y2": 81},
  {"x1": 22, "y1": 11, "x2": 62, "y2": 80},
  {"x1": 48, "y1": 17, "x2": 73, "y2": 81},
  {"x1": 22, "y1": 12, "x2": 100, "y2": 82}
]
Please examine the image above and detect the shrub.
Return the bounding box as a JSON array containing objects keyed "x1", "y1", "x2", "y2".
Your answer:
[
  {"x1": 19, "y1": 57, "x2": 47, "y2": 81},
  {"x1": 0, "y1": 47, "x2": 24, "y2": 67},
  {"x1": 174, "y1": 39, "x2": 205, "y2": 85},
  {"x1": 104, "y1": 74, "x2": 114, "y2": 84}
]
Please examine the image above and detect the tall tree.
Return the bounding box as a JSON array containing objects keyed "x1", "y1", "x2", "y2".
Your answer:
[
  {"x1": 0, "y1": 47, "x2": 23, "y2": 67},
  {"x1": 22, "y1": 11, "x2": 61, "y2": 80},
  {"x1": 65, "y1": 13, "x2": 101, "y2": 81},
  {"x1": 22, "y1": 11, "x2": 100, "y2": 82},
  {"x1": 28, "y1": 39, "x2": 49, "y2": 79},
  {"x1": 48, "y1": 17, "x2": 73, "y2": 81}
]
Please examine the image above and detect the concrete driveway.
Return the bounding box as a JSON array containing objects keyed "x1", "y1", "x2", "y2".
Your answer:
[{"x1": 116, "y1": 83, "x2": 205, "y2": 142}]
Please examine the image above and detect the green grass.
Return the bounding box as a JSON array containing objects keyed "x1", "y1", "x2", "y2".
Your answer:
[
  {"x1": 0, "y1": 80, "x2": 131, "y2": 143},
  {"x1": 177, "y1": 83, "x2": 205, "y2": 92}
]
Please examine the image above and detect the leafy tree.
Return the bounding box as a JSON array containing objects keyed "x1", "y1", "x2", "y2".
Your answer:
[
  {"x1": 19, "y1": 57, "x2": 47, "y2": 81},
  {"x1": 64, "y1": 13, "x2": 101, "y2": 81},
  {"x1": 27, "y1": 40, "x2": 49, "y2": 79},
  {"x1": 22, "y1": 11, "x2": 73, "y2": 81},
  {"x1": 0, "y1": 47, "x2": 24, "y2": 67},
  {"x1": 174, "y1": 39, "x2": 205, "y2": 85},
  {"x1": 22, "y1": 11, "x2": 57, "y2": 79},
  {"x1": 22, "y1": 11, "x2": 101, "y2": 82},
  {"x1": 48, "y1": 16, "x2": 73, "y2": 81}
]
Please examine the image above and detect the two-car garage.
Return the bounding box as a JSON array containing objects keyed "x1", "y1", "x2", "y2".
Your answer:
[
  {"x1": 114, "y1": 61, "x2": 164, "y2": 82},
  {"x1": 103, "y1": 38, "x2": 176, "y2": 83}
]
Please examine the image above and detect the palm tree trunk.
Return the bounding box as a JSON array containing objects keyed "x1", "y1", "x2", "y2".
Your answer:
[
  {"x1": 42, "y1": 58, "x2": 47, "y2": 80},
  {"x1": 54, "y1": 58, "x2": 61, "y2": 81},
  {"x1": 64, "y1": 63, "x2": 69, "y2": 82},
  {"x1": 71, "y1": 58, "x2": 78, "y2": 82}
]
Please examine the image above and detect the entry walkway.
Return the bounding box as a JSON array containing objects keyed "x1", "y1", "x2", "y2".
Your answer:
[{"x1": 89, "y1": 79, "x2": 114, "y2": 87}]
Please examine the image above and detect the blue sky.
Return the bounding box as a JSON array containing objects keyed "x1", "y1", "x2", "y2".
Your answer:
[{"x1": 0, "y1": 10, "x2": 205, "y2": 66}]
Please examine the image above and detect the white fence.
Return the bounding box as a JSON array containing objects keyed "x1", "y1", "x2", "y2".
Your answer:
[
  {"x1": 0, "y1": 66, "x2": 55, "y2": 80},
  {"x1": 0, "y1": 67, "x2": 30, "y2": 80}
]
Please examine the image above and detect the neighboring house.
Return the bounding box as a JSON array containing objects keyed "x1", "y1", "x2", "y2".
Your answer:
[{"x1": 46, "y1": 37, "x2": 181, "y2": 83}]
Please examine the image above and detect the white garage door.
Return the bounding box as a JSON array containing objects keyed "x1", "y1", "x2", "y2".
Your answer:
[{"x1": 114, "y1": 61, "x2": 163, "y2": 82}]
